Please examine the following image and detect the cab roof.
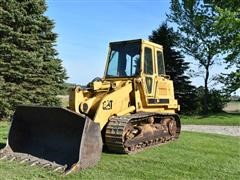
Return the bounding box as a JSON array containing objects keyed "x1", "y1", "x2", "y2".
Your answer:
[{"x1": 109, "y1": 39, "x2": 163, "y2": 49}]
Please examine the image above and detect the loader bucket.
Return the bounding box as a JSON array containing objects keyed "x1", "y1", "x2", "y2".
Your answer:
[{"x1": 0, "y1": 106, "x2": 102, "y2": 174}]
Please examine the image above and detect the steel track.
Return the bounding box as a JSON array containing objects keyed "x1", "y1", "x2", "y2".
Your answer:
[{"x1": 105, "y1": 112, "x2": 181, "y2": 154}]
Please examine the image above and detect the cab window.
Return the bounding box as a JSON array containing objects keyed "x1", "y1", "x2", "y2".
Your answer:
[
  {"x1": 157, "y1": 51, "x2": 165, "y2": 75},
  {"x1": 144, "y1": 47, "x2": 153, "y2": 75}
]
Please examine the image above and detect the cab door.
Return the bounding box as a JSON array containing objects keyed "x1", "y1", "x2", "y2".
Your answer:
[
  {"x1": 142, "y1": 45, "x2": 156, "y2": 97},
  {"x1": 154, "y1": 48, "x2": 170, "y2": 100}
]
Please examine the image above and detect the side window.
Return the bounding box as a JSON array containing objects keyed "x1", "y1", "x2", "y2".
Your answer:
[
  {"x1": 157, "y1": 51, "x2": 165, "y2": 75},
  {"x1": 144, "y1": 47, "x2": 153, "y2": 75},
  {"x1": 145, "y1": 77, "x2": 152, "y2": 94},
  {"x1": 107, "y1": 51, "x2": 119, "y2": 76}
]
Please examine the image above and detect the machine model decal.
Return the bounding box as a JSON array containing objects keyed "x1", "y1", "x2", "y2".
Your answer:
[{"x1": 103, "y1": 100, "x2": 113, "y2": 110}]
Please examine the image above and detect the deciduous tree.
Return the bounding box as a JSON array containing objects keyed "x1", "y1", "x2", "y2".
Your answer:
[
  {"x1": 212, "y1": 0, "x2": 240, "y2": 94},
  {"x1": 168, "y1": 0, "x2": 222, "y2": 113}
]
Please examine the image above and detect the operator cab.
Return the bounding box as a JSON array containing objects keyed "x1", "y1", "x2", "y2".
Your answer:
[
  {"x1": 104, "y1": 39, "x2": 168, "y2": 98},
  {"x1": 105, "y1": 39, "x2": 165, "y2": 78}
]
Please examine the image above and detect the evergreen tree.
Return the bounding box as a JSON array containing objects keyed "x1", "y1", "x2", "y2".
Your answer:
[
  {"x1": 149, "y1": 23, "x2": 197, "y2": 113},
  {"x1": 0, "y1": 0, "x2": 67, "y2": 119},
  {"x1": 0, "y1": 77, "x2": 11, "y2": 119}
]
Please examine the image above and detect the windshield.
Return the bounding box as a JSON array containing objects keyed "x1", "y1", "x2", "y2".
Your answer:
[{"x1": 106, "y1": 42, "x2": 140, "y2": 78}]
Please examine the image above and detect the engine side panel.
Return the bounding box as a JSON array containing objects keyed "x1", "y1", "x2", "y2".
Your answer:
[{"x1": 93, "y1": 81, "x2": 133, "y2": 129}]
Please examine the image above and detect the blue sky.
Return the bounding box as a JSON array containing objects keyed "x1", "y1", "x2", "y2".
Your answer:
[
  {"x1": 46, "y1": 0, "x2": 170, "y2": 84},
  {"x1": 45, "y1": 0, "x2": 237, "y2": 94}
]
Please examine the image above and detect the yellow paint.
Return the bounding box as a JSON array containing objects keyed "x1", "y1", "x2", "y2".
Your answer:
[{"x1": 69, "y1": 39, "x2": 179, "y2": 130}]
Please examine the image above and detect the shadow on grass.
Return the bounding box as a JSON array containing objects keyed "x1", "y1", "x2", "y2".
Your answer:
[
  {"x1": 102, "y1": 145, "x2": 114, "y2": 154},
  {"x1": 102, "y1": 145, "x2": 126, "y2": 155},
  {"x1": 197, "y1": 112, "x2": 240, "y2": 119},
  {"x1": 226, "y1": 112, "x2": 240, "y2": 115},
  {"x1": 0, "y1": 143, "x2": 6, "y2": 149}
]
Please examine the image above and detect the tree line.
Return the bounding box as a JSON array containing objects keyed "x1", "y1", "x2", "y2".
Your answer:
[
  {"x1": 150, "y1": 0, "x2": 239, "y2": 114},
  {"x1": 0, "y1": 0, "x2": 239, "y2": 119}
]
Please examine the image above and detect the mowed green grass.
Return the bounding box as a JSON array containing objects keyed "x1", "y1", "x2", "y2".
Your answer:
[
  {"x1": 0, "y1": 121, "x2": 239, "y2": 179},
  {"x1": 181, "y1": 113, "x2": 240, "y2": 126}
]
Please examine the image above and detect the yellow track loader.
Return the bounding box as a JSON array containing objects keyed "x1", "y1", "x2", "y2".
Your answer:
[{"x1": 0, "y1": 39, "x2": 181, "y2": 174}]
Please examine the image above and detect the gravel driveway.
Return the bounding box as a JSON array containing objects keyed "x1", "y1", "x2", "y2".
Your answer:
[{"x1": 182, "y1": 125, "x2": 240, "y2": 137}]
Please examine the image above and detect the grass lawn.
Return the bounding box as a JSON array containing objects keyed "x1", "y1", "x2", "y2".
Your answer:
[
  {"x1": 0, "y1": 121, "x2": 239, "y2": 179},
  {"x1": 181, "y1": 113, "x2": 240, "y2": 126}
]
